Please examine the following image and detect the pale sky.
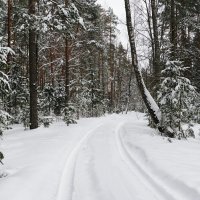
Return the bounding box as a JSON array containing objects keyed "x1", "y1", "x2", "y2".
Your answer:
[
  {"x1": 96, "y1": 0, "x2": 150, "y2": 69},
  {"x1": 96, "y1": 0, "x2": 129, "y2": 48}
]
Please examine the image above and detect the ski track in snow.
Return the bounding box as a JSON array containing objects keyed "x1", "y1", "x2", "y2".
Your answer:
[
  {"x1": 1, "y1": 113, "x2": 200, "y2": 200},
  {"x1": 56, "y1": 123, "x2": 105, "y2": 200},
  {"x1": 116, "y1": 122, "x2": 200, "y2": 200},
  {"x1": 57, "y1": 117, "x2": 200, "y2": 200},
  {"x1": 72, "y1": 120, "x2": 163, "y2": 200}
]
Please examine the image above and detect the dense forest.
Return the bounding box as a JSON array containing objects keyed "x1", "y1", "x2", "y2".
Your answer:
[
  {"x1": 1, "y1": 1, "x2": 200, "y2": 198},
  {"x1": 129, "y1": 0, "x2": 200, "y2": 138},
  {"x1": 0, "y1": 0, "x2": 200, "y2": 162},
  {"x1": 0, "y1": 0, "x2": 142, "y2": 131}
]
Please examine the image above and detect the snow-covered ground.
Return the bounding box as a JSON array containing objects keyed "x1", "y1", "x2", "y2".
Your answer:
[{"x1": 0, "y1": 112, "x2": 200, "y2": 200}]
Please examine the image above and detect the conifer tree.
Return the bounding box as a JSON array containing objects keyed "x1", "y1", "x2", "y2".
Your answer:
[
  {"x1": 158, "y1": 60, "x2": 197, "y2": 138},
  {"x1": 0, "y1": 44, "x2": 13, "y2": 164}
]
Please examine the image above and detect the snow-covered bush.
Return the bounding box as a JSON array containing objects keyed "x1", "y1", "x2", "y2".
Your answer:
[
  {"x1": 53, "y1": 83, "x2": 65, "y2": 116},
  {"x1": 40, "y1": 84, "x2": 55, "y2": 116},
  {"x1": 63, "y1": 103, "x2": 77, "y2": 126},
  {"x1": 158, "y1": 60, "x2": 197, "y2": 138},
  {"x1": 0, "y1": 44, "x2": 14, "y2": 164},
  {"x1": 0, "y1": 40, "x2": 14, "y2": 64}
]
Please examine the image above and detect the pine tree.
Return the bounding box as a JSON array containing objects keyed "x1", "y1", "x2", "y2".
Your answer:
[
  {"x1": 53, "y1": 82, "x2": 65, "y2": 116},
  {"x1": 40, "y1": 83, "x2": 55, "y2": 116},
  {"x1": 158, "y1": 60, "x2": 197, "y2": 138}
]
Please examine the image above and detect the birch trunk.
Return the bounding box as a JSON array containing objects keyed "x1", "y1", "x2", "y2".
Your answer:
[{"x1": 124, "y1": 0, "x2": 174, "y2": 136}]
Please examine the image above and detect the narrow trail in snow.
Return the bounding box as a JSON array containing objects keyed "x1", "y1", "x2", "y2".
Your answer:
[
  {"x1": 71, "y1": 120, "x2": 166, "y2": 200},
  {"x1": 57, "y1": 118, "x2": 199, "y2": 200},
  {"x1": 116, "y1": 123, "x2": 200, "y2": 200},
  {"x1": 56, "y1": 122, "x2": 104, "y2": 200}
]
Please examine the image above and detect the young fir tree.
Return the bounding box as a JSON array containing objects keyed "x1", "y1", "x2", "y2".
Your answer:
[
  {"x1": 53, "y1": 82, "x2": 65, "y2": 116},
  {"x1": 7, "y1": 64, "x2": 29, "y2": 124},
  {"x1": 158, "y1": 60, "x2": 197, "y2": 138},
  {"x1": 40, "y1": 83, "x2": 55, "y2": 116},
  {"x1": 0, "y1": 44, "x2": 14, "y2": 164}
]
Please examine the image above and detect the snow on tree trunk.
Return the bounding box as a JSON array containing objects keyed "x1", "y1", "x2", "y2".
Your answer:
[{"x1": 124, "y1": 0, "x2": 163, "y2": 129}]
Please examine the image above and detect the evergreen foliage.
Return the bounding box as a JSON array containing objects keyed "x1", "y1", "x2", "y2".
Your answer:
[
  {"x1": 2, "y1": 0, "x2": 199, "y2": 142},
  {"x1": 0, "y1": 43, "x2": 13, "y2": 164},
  {"x1": 63, "y1": 104, "x2": 77, "y2": 126},
  {"x1": 158, "y1": 60, "x2": 197, "y2": 138}
]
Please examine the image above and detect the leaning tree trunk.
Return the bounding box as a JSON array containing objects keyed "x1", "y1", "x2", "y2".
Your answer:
[
  {"x1": 124, "y1": 0, "x2": 173, "y2": 137},
  {"x1": 29, "y1": 0, "x2": 38, "y2": 129}
]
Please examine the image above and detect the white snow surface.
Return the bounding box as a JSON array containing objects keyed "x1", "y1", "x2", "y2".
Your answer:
[{"x1": 0, "y1": 112, "x2": 200, "y2": 200}]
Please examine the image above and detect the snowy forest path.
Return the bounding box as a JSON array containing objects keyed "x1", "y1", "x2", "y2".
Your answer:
[
  {"x1": 116, "y1": 122, "x2": 200, "y2": 200},
  {"x1": 1, "y1": 114, "x2": 200, "y2": 200},
  {"x1": 56, "y1": 115, "x2": 200, "y2": 200},
  {"x1": 69, "y1": 118, "x2": 171, "y2": 200},
  {"x1": 56, "y1": 121, "x2": 105, "y2": 200}
]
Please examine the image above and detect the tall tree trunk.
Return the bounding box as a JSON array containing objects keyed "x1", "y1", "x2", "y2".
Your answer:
[
  {"x1": 101, "y1": 51, "x2": 105, "y2": 102},
  {"x1": 50, "y1": 47, "x2": 55, "y2": 87},
  {"x1": 144, "y1": 0, "x2": 154, "y2": 74},
  {"x1": 109, "y1": 13, "x2": 115, "y2": 112},
  {"x1": 124, "y1": 0, "x2": 171, "y2": 135},
  {"x1": 29, "y1": 0, "x2": 38, "y2": 129},
  {"x1": 170, "y1": 0, "x2": 177, "y2": 59},
  {"x1": 151, "y1": 0, "x2": 161, "y2": 96},
  {"x1": 7, "y1": 0, "x2": 12, "y2": 65},
  {"x1": 65, "y1": 38, "x2": 70, "y2": 106},
  {"x1": 65, "y1": 0, "x2": 70, "y2": 108}
]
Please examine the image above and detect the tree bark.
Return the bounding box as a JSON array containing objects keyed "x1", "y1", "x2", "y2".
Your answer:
[
  {"x1": 151, "y1": 0, "x2": 161, "y2": 94},
  {"x1": 29, "y1": 0, "x2": 38, "y2": 129},
  {"x1": 50, "y1": 47, "x2": 55, "y2": 87},
  {"x1": 65, "y1": 38, "x2": 70, "y2": 106},
  {"x1": 109, "y1": 29, "x2": 114, "y2": 112},
  {"x1": 144, "y1": 0, "x2": 154, "y2": 73},
  {"x1": 7, "y1": 0, "x2": 12, "y2": 65},
  {"x1": 170, "y1": 0, "x2": 177, "y2": 59},
  {"x1": 65, "y1": 0, "x2": 70, "y2": 108}
]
